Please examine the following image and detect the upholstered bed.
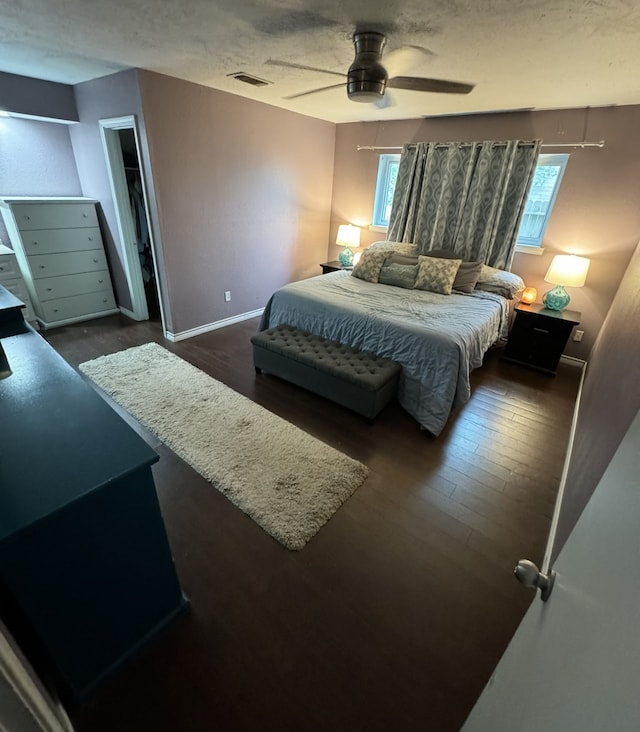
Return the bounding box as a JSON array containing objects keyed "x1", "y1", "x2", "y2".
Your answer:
[{"x1": 259, "y1": 242, "x2": 522, "y2": 435}]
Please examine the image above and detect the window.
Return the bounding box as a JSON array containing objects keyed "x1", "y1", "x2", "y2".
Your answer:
[
  {"x1": 516, "y1": 153, "x2": 569, "y2": 248},
  {"x1": 372, "y1": 154, "x2": 400, "y2": 228},
  {"x1": 371, "y1": 151, "x2": 569, "y2": 246}
]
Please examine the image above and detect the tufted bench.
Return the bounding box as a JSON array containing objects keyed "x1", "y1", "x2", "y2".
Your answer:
[{"x1": 251, "y1": 324, "x2": 401, "y2": 420}]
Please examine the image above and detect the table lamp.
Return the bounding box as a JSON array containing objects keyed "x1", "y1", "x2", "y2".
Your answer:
[
  {"x1": 336, "y1": 224, "x2": 360, "y2": 267},
  {"x1": 542, "y1": 254, "x2": 590, "y2": 311}
]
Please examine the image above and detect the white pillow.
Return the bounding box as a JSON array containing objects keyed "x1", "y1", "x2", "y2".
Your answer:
[
  {"x1": 475, "y1": 265, "x2": 525, "y2": 298},
  {"x1": 367, "y1": 240, "x2": 419, "y2": 256}
]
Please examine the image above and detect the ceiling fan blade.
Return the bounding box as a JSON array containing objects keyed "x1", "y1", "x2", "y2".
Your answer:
[
  {"x1": 265, "y1": 59, "x2": 346, "y2": 79},
  {"x1": 383, "y1": 45, "x2": 436, "y2": 77},
  {"x1": 387, "y1": 76, "x2": 475, "y2": 94},
  {"x1": 284, "y1": 82, "x2": 348, "y2": 100}
]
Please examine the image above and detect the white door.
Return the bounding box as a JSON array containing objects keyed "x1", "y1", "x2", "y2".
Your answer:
[
  {"x1": 462, "y1": 407, "x2": 640, "y2": 731},
  {"x1": 99, "y1": 115, "x2": 166, "y2": 331}
]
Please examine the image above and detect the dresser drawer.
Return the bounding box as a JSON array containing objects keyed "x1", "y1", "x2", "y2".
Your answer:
[
  {"x1": 1, "y1": 276, "x2": 30, "y2": 302},
  {"x1": 12, "y1": 202, "x2": 98, "y2": 231},
  {"x1": 21, "y1": 227, "x2": 103, "y2": 255},
  {"x1": 0, "y1": 278, "x2": 36, "y2": 321},
  {"x1": 41, "y1": 291, "x2": 117, "y2": 323},
  {"x1": 0, "y1": 255, "x2": 21, "y2": 280},
  {"x1": 29, "y1": 250, "x2": 109, "y2": 279},
  {"x1": 34, "y1": 271, "x2": 113, "y2": 301}
]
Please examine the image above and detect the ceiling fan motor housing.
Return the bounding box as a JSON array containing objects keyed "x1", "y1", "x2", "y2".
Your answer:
[{"x1": 347, "y1": 31, "x2": 388, "y2": 102}]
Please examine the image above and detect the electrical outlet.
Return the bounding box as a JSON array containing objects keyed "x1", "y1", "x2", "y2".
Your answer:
[
  {"x1": 224, "y1": 290, "x2": 231, "y2": 302},
  {"x1": 573, "y1": 329, "x2": 584, "y2": 342}
]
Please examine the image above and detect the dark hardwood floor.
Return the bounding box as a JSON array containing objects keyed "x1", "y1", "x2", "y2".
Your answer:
[{"x1": 42, "y1": 314, "x2": 581, "y2": 732}]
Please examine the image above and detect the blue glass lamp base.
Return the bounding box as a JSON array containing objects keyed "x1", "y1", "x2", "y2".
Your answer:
[
  {"x1": 542, "y1": 285, "x2": 570, "y2": 311},
  {"x1": 338, "y1": 248, "x2": 353, "y2": 267}
]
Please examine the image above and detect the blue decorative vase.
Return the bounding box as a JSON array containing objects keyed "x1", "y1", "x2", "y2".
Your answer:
[
  {"x1": 338, "y1": 248, "x2": 353, "y2": 267},
  {"x1": 542, "y1": 285, "x2": 570, "y2": 311}
]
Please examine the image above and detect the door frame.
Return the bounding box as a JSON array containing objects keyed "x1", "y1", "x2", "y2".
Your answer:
[{"x1": 99, "y1": 115, "x2": 166, "y2": 332}]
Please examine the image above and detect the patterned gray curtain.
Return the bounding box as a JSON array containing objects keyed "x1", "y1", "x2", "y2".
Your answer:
[{"x1": 387, "y1": 139, "x2": 541, "y2": 270}]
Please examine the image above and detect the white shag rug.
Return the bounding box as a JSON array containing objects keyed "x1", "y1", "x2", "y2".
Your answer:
[{"x1": 79, "y1": 343, "x2": 368, "y2": 550}]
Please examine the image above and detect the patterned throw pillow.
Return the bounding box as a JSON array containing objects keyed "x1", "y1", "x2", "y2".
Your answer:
[
  {"x1": 351, "y1": 249, "x2": 387, "y2": 283},
  {"x1": 414, "y1": 256, "x2": 462, "y2": 295},
  {"x1": 422, "y1": 250, "x2": 484, "y2": 294},
  {"x1": 367, "y1": 240, "x2": 419, "y2": 257}
]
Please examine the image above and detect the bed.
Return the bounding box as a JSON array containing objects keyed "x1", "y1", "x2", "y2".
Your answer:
[{"x1": 259, "y1": 244, "x2": 520, "y2": 435}]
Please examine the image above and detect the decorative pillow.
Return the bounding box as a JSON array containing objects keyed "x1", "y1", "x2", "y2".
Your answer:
[
  {"x1": 421, "y1": 249, "x2": 483, "y2": 293},
  {"x1": 351, "y1": 249, "x2": 387, "y2": 283},
  {"x1": 475, "y1": 264, "x2": 525, "y2": 299},
  {"x1": 451, "y1": 261, "x2": 484, "y2": 293},
  {"x1": 378, "y1": 256, "x2": 419, "y2": 289},
  {"x1": 414, "y1": 256, "x2": 462, "y2": 295},
  {"x1": 367, "y1": 240, "x2": 419, "y2": 257}
]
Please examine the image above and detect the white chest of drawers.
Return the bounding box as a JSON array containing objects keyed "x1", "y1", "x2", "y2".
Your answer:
[
  {"x1": 0, "y1": 197, "x2": 118, "y2": 329},
  {"x1": 0, "y1": 243, "x2": 38, "y2": 326}
]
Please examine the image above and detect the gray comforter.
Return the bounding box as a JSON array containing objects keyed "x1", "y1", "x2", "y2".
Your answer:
[{"x1": 260, "y1": 271, "x2": 509, "y2": 435}]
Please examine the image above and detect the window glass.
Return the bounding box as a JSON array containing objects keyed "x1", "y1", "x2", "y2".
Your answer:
[
  {"x1": 371, "y1": 151, "x2": 569, "y2": 247},
  {"x1": 516, "y1": 153, "x2": 569, "y2": 247},
  {"x1": 372, "y1": 154, "x2": 400, "y2": 228}
]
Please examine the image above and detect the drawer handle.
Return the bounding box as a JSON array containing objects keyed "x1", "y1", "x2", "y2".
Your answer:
[
  {"x1": 83, "y1": 213, "x2": 88, "y2": 217},
  {"x1": 32, "y1": 241, "x2": 38, "y2": 246},
  {"x1": 533, "y1": 327, "x2": 550, "y2": 334},
  {"x1": 0, "y1": 267, "x2": 4, "y2": 272},
  {"x1": 93, "y1": 258, "x2": 98, "y2": 263},
  {"x1": 53, "y1": 308, "x2": 59, "y2": 313},
  {"x1": 88, "y1": 236, "x2": 94, "y2": 241},
  {"x1": 46, "y1": 287, "x2": 53, "y2": 292},
  {"x1": 98, "y1": 279, "x2": 104, "y2": 283},
  {"x1": 39, "y1": 265, "x2": 46, "y2": 269}
]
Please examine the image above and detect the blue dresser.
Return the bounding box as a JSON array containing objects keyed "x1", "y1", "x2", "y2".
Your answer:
[{"x1": 0, "y1": 286, "x2": 188, "y2": 700}]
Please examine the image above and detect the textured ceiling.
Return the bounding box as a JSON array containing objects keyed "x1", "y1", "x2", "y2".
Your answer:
[{"x1": 1, "y1": 0, "x2": 639, "y2": 124}]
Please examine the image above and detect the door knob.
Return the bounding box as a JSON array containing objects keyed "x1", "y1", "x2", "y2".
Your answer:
[{"x1": 514, "y1": 559, "x2": 556, "y2": 602}]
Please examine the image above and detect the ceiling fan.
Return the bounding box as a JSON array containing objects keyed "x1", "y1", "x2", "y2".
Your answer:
[{"x1": 268, "y1": 31, "x2": 475, "y2": 104}]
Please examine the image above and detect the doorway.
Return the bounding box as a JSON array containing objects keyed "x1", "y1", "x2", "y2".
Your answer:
[{"x1": 99, "y1": 115, "x2": 165, "y2": 329}]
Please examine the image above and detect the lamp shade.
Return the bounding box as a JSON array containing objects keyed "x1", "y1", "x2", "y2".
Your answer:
[
  {"x1": 336, "y1": 224, "x2": 361, "y2": 248},
  {"x1": 544, "y1": 255, "x2": 590, "y2": 288}
]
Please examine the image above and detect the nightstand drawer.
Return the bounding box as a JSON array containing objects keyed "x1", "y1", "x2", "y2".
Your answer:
[{"x1": 502, "y1": 303, "x2": 580, "y2": 375}]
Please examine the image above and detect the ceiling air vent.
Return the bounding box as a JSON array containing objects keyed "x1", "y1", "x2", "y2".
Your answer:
[{"x1": 227, "y1": 72, "x2": 271, "y2": 87}]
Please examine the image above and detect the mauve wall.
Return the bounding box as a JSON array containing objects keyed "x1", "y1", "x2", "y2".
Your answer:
[
  {"x1": 69, "y1": 69, "x2": 150, "y2": 315},
  {"x1": 331, "y1": 106, "x2": 640, "y2": 360},
  {"x1": 0, "y1": 116, "x2": 81, "y2": 246},
  {"x1": 137, "y1": 70, "x2": 335, "y2": 336},
  {"x1": 552, "y1": 239, "x2": 640, "y2": 561},
  {"x1": 0, "y1": 71, "x2": 77, "y2": 122}
]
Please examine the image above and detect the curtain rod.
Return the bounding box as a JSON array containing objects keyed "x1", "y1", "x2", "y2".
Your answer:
[{"x1": 357, "y1": 140, "x2": 606, "y2": 151}]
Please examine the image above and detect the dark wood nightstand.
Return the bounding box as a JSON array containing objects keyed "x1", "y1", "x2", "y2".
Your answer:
[
  {"x1": 320, "y1": 260, "x2": 351, "y2": 274},
  {"x1": 502, "y1": 302, "x2": 581, "y2": 375}
]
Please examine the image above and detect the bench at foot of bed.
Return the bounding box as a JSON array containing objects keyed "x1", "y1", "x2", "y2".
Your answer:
[{"x1": 251, "y1": 324, "x2": 401, "y2": 421}]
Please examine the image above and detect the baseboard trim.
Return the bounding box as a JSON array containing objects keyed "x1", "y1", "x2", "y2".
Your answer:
[
  {"x1": 542, "y1": 357, "x2": 588, "y2": 572},
  {"x1": 166, "y1": 308, "x2": 264, "y2": 342},
  {"x1": 560, "y1": 354, "x2": 587, "y2": 368}
]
